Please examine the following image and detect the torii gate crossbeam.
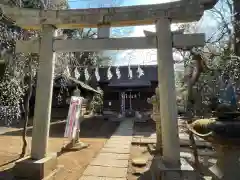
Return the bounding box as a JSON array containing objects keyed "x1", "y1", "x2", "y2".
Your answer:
[
  {"x1": 15, "y1": 33, "x2": 205, "y2": 53},
  {"x1": 2, "y1": 0, "x2": 216, "y2": 29}
]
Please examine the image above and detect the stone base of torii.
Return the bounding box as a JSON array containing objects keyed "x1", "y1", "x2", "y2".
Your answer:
[{"x1": 0, "y1": 0, "x2": 218, "y2": 179}]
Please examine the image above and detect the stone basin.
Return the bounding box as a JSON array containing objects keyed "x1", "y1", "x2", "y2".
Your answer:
[
  {"x1": 212, "y1": 111, "x2": 240, "y2": 121},
  {"x1": 188, "y1": 114, "x2": 240, "y2": 180}
]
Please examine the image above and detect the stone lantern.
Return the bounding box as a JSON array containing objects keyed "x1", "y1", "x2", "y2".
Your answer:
[{"x1": 147, "y1": 87, "x2": 162, "y2": 154}]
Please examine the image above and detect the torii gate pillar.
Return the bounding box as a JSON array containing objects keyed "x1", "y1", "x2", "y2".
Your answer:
[
  {"x1": 13, "y1": 24, "x2": 58, "y2": 180},
  {"x1": 156, "y1": 18, "x2": 180, "y2": 169},
  {"x1": 31, "y1": 25, "x2": 56, "y2": 160}
]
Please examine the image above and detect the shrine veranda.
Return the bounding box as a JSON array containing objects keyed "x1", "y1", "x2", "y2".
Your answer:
[{"x1": 0, "y1": 0, "x2": 218, "y2": 172}]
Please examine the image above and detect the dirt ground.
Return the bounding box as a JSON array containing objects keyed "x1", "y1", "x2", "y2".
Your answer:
[{"x1": 0, "y1": 117, "x2": 119, "y2": 180}]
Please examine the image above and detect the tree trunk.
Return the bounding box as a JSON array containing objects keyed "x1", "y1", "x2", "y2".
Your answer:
[
  {"x1": 185, "y1": 53, "x2": 206, "y2": 175},
  {"x1": 20, "y1": 61, "x2": 33, "y2": 158},
  {"x1": 234, "y1": 0, "x2": 240, "y2": 56},
  {"x1": 187, "y1": 89, "x2": 201, "y2": 175}
]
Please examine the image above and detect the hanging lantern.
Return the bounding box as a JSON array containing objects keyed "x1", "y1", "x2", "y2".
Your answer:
[
  {"x1": 95, "y1": 67, "x2": 100, "y2": 81},
  {"x1": 128, "y1": 65, "x2": 132, "y2": 79},
  {"x1": 74, "y1": 67, "x2": 80, "y2": 79},
  {"x1": 107, "y1": 66, "x2": 113, "y2": 80},
  {"x1": 116, "y1": 66, "x2": 121, "y2": 79},
  {"x1": 137, "y1": 65, "x2": 144, "y2": 78},
  {"x1": 84, "y1": 68, "x2": 90, "y2": 81}
]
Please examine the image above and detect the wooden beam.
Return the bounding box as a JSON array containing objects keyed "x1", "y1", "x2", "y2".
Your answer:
[
  {"x1": 0, "y1": 0, "x2": 217, "y2": 29},
  {"x1": 15, "y1": 33, "x2": 205, "y2": 53}
]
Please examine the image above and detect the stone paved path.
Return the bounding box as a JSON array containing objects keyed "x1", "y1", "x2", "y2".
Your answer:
[
  {"x1": 0, "y1": 126, "x2": 13, "y2": 134},
  {"x1": 79, "y1": 119, "x2": 133, "y2": 180}
]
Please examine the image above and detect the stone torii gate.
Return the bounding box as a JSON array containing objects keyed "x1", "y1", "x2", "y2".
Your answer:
[{"x1": 1, "y1": 0, "x2": 217, "y2": 179}]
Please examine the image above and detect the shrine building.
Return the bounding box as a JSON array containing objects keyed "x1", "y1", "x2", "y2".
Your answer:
[{"x1": 97, "y1": 65, "x2": 158, "y2": 113}]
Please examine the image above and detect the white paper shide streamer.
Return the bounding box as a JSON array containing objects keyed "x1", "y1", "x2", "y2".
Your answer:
[
  {"x1": 84, "y1": 68, "x2": 90, "y2": 81},
  {"x1": 116, "y1": 66, "x2": 121, "y2": 79},
  {"x1": 128, "y1": 65, "x2": 132, "y2": 79},
  {"x1": 137, "y1": 65, "x2": 144, "y2": 78},
  {"x1": 95, "y1": 67, "x2": 100, "y2": 81},
  {"x1": 74, "y1": 68, "x2": 80, "y2": 79},
  {"x1": 107, "y1": 66, "x2": 113, "y2": 80},
  {"x1": 64, "y1": 66, "x2": 71, "y2": 77}
]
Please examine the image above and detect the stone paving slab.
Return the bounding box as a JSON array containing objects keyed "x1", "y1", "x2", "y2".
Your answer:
[
  {"x1": 114, "y1": 133, "x2": 132, "y2": 136},
  {"x1": 80, "y1": 176, "x2": 126, "y2": 180},
  {"x1": 101, "y1": 147, "x2": 130, "y2": 154},
  {"x1": 104, "y1": 141, "x2": 130, "y2": 145},
  {"x1": 90, "y1": 158, "x2": 129, "y2": 168},
  {"x1": 96, "y1": 153, "x2": 130, "y2": 160},
  {"x1": 107, "y1": 138, "x2": 132, "y2": 141},
  {"x1": 106, "y1": 140, "x2": 131, "y2": 144},
  {"x1": 0, "y1": 127, "x2": 12, "y2": 134},
  {"x1": 108, "y1": 138, "x2": 132, "y2": 142},
  {"x1": 83, "y1": 166, "x2": 128, "y2": 178},
  {"x1": 111, "y1": 136, "x2": 132, "y2": 139},
  {"x1": 104, "y1": 144, "x2": 130, "y2": 149},
  {"x1": 110, "y1": 135, "x2": 132, "y2": 139},
  {"x1": 106, "y1": 141, "x2": 132, "y2": 146}
]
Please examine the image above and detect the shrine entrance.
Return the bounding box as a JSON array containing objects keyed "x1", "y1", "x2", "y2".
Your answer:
[
  {"x1": 121, "y1": 90, "x2": 140, "y2": 111},
  {"x1": 1, "y1": 0, "x2": 218, "y2": 179}
]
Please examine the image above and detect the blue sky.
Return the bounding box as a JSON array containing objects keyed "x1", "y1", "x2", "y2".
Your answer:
[{"x1": 68, "y1": 0, "x2": 222, "y2": 70}]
